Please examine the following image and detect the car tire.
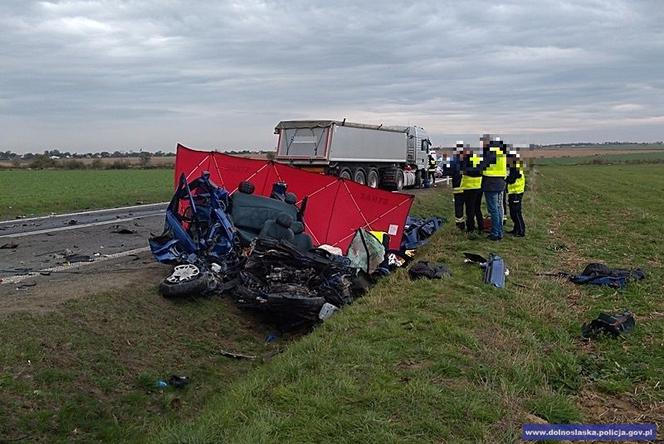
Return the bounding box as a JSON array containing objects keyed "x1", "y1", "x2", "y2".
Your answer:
[
  {"x1": 352, "y1": 168, "x2": 367, "y2": 185},
  {"x1": 159, "y1": 270, "x2": 215, "y2": 298},
  {"x1": 367, "y1": 169, "x2": 379, "y2": 188},
  {"x1": 339, "y1": 168, "x2": 352, "y2": 180}
]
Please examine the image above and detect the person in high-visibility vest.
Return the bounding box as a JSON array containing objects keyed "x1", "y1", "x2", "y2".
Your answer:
[
  {"x1": 427, "y1": 151, "x2": 438, "y2": 187},
  {"x1": 442, "y1": 142, "x2": 465, "y2": 229},
  {"x1": 460, "y1": 145, "x2": 484, "y2": 233},
  {"x1": 480, "y1": 138, "x2": 507, "y2": 240},
  {"x1": 506, "y1": 153, "x2": 526, "y2": 237}
]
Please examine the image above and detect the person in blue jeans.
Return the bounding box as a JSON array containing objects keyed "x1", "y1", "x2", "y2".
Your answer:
[
  {"x1": 480, "y1": 138, "x2": 508, "y2": 240},
  {"x1": 484, "y1": 188, "x2": 504, "y2": 239}
]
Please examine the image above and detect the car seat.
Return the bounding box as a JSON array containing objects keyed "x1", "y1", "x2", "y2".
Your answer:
[
  {"x1": 291, "y1": 221, "x2": 313, "y2": 251},
  {"x1": 258, "y1": 213, "x2": 295, "y2": 242}
]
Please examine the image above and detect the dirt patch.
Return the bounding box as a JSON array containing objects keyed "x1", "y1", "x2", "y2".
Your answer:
[
  {"x1": 577, "y1": 389, "x2": 664, "y2": 424},
  {"x1": 0, "y1": 252, "x2": 171, "y2": 315}
]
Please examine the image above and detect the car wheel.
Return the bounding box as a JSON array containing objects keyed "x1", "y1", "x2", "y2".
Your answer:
[
  {"x1": 159, "y1": 264, "x2": 216, "y2": 298},
  {"x1": 339, "y1": 168, "x2": 352, "y2": 180},
  {"x1": 352, "y1": 168, "x2": 367, "y2": 185},
  {"x1": 367, "y1": 169, "x2": 379, "y2": 188}
]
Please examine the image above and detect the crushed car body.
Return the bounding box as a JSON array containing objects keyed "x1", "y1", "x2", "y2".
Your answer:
[
  {"x1": 150, "y1": 150, "x2": 445, "y2": 328},
  {"x1": 149, "y1": 172, "x2": 242, "y2": 297}
]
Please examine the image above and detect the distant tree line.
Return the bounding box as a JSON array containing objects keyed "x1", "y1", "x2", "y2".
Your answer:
[
  {"x1": 538, "y1": 141, "x2": 664, "y2": 148},
  {"x1": 0, "y1": 148, "x2": 279, "y2": 161},
  {"x1": 0, "y1": 148, "x2": 278, "y2": 170},
  {"x1": 0, "y1": 149, "x2": 177, "y2": 161}
]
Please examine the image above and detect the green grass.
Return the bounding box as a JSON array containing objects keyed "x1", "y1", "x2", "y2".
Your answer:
[
  {"x1": 0, "y1": 287, "x2": 280, "y2": 443},
  {"x1": 1, "y1": 164, "x2": 662, "y2": 443},
  {"x1": 0, "y1": 169, "x2": 173, "y2": 219},
  {"x1": 534, "y1": 150, "x2": 664, "y2": 165},
  {"x1": 154, "y1": 163, "x2": 664, "y2": 443}
]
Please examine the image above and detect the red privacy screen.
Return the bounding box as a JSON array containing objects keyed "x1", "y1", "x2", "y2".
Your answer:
[{"x1": 174, "y1": 144, "x2": 414, "y2": 252}]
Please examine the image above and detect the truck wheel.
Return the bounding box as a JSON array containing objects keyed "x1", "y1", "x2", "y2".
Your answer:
[
  {"x1": 367, "y1": 169, "x2": 379, "y2": 188},
  {"x1": 339, "y1": 168, "x2": 352, "y2": 180},
  {"x1": 414, "y1": 169, "x2": 422, "y2": 188},
  {"x1": 396, "y1": 169, "x2": 404, "y2": 191},
  {"x1": 352, "y1": 168, "x2": 366, "y2": 185}
]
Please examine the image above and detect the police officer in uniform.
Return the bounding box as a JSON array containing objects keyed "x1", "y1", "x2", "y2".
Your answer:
[
  {"x1": 460, "y1": 145, "x2": 483, "y2": 233},
  {"x1": 480, "y1": 137, "x2": 508, "y2": 241},
  {"x1": 506, "y1": 152, "x2": 526, "y2": 236},
  {"x1": 442, "y1": 143, "x2": 465, "y2": 229},
  {"x1": 427, "y1": 151, "x2": 438, "y2": 187}
]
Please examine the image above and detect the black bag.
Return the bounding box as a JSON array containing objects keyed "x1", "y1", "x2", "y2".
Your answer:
[
  {"x1": 408, "y1": 261, "x2": 451, "y2": 280},
  {"x1": 582, "y1": 312, "x2": 635, "y2": 338}
]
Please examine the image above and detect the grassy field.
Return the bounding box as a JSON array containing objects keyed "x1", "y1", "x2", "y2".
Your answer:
[
  {"x1": 533, "y1": 150, "x2": 664, "y2": 166},
  {"x1": 0, "y1": 286, "x2": 285, "y2": 443},
  {"x1": 0, "y1": 169, "x2": 173, "y2": 219},
  {"x1": 0, "y1": 163, "x2": 662, "y2": 443}
]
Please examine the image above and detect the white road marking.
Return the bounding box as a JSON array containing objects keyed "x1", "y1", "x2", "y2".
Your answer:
[
  {"x1": 0, "y1": 201, "x2": 169, "y2": 225},
  {"x1": 0, "y1": 212, "x2": 164, "y2": 239},
  {"x1": 1, "y1": 246, "x2": 151, "y2": 285}
]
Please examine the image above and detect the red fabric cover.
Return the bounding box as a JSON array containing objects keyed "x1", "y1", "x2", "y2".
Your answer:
[{"x1": 174, "y1": 144, "x2": 414, "y2": 251}]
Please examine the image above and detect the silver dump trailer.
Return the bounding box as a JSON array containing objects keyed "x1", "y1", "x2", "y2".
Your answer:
[{"x1": 274, "y1": 120, "x2": 432, "y2": 190}]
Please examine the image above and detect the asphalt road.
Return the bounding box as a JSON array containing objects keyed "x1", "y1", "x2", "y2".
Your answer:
[{"x1": 0, "y1": 202, "x2": 167, "y2": 284}]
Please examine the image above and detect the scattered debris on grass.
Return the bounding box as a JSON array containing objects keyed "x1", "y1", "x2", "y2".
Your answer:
[
  {"x1": 408, "y1": 261, "x2": 451, "y2": 280},
  {"x1": 219, "y1": 349, "x2": 257, "y2": 360},
  {"x1": 539, "y1": 263, "x2": 646, "y2": 289},
  {"x1": 582, "y1": 312, "x2": 636, "y2": 339},
  {"x1": 464, "y1": 252, "x2": 508, "y2": 288}
]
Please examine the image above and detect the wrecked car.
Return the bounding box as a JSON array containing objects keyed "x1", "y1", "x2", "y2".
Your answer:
[
  {"x1": 149, "y1": 172, "x2": 242, "y2": 297},
  {"x1": 149, "y1": 171, "x2": 436, "y2": 327},
  {"x1": 233, "y1": 238, "x2": 368, "y2": 328}
]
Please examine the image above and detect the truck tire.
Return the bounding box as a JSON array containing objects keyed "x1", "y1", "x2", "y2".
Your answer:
[
  {"x1": 395, "y1": 169, "x2": 405, "y2": 191},
  {"x1": 352, "y1": 168, "x2": 367, "y2": 185},
  {"x1": 380, "y1": 167, "x2": 404, "y2": 191},
  {"x1": 415, "y1": 169, "x2": 423, "y2": 188},
  {"x1": 367, "y1": 169, "x2": 379, "y2": 188},
  {"x1": 339, "y1": 168, "x2": 352, "y2": 180}
]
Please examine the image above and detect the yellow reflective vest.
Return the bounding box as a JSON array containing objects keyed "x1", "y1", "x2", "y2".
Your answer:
[
  {"x1": 460, "y1": 174, "x2": 482, "y2": 190},
  {"x1": 460, "y1": 153, "x2": 482, "y2": 190},
  {"x1": 508, "y1": 166, "x2": 526, "y2": 194},
  {"x1": 483, "y1": 147, "x2": 507, "y2": 178}
]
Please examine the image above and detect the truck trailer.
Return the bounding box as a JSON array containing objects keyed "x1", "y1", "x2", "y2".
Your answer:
[{"x1": 274, "y1": 120, "x2": 432, "y2": 190}]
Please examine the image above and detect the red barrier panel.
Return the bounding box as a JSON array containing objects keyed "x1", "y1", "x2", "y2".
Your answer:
[{"x1": 174, "y1": 144, "x2": 413, "y2": 252}]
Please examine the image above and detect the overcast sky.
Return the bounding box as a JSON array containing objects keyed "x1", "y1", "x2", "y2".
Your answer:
[{"x1": 1, "y1": 0, "x2": 663, "y2": 152}]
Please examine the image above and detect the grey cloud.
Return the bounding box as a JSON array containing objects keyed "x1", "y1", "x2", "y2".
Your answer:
[{"x1": 0, "y1": 0, "x2": 663, "y2": 152}]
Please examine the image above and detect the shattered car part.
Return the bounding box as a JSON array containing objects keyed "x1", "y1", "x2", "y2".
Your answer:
[
  {"x1": 150, "y1": 172, "x2": 242, "y2": 296},
  {"x1": 318, "y1": 303, "x2": 339, "y2": 321},
  {"x1": 346, "y1": 229, "x2": 385, "y2": 274},
  {"x1": 159, "y1": 264, "x2": 219, "y2": 298},
  {"x1": 484, "y1": 254, "x2": 507, "y2": 288},
  {"x1": 164, "y1": 264, "x2": 200, "y2": 284},
  {"x1": 233, "y1": 238, "x2": 362, "y2": 327},
  {"x1": 463, "y1": 252, "x2": 508, "y2": 288}
]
